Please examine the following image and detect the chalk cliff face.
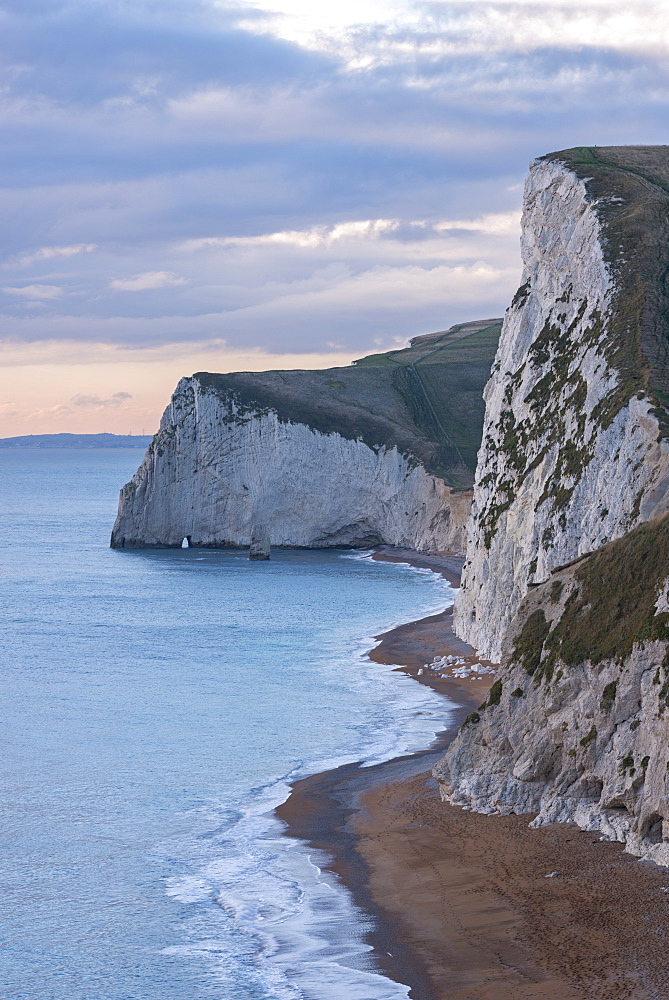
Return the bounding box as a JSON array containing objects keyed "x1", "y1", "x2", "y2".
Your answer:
[
  {"x1": 438, "y1": 146, "x2": 669, "y2": 863},
  {"x1": 111, "y1": 319, "x2": 501, "y2": 552},
  {"x1": 111, "y1": 377, "x2": 471, "y2": 550},
  {"x1": 436, "y1": 515, "x2": 669, "y2": 865},
  {"x1": 455, "y1": 148, "x2": 669, "y2": 661}
]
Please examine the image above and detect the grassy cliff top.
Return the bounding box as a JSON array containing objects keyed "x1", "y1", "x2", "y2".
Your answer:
[
  {"x1": 510, "y1": 512, "x2": 669, "y2": 685},
  {"x1": 542, "y1": 146, "x2": 669, "y2": 435},
  {"x1": 194, "y1": 319, "x2": 502, "y2": 489}
]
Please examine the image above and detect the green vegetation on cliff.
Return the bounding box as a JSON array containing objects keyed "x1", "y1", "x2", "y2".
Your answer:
[
  {"x1": 512, "y1": 513, "x2": 669, "y2": 681},
  {"x1": 194, "y1": 318, "x2": 502, "y2": 488},
  {"x1": 543, "y1": 145, "x2": 669, "y2": 438}
]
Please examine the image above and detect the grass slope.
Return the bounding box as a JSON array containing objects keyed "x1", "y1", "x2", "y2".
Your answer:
[
  {"x1": 194, "y1": 319, "x2": 502, "y2": 489},
  {"x1": 512, "y1": 513, "x2": 669, "y2": 686}
]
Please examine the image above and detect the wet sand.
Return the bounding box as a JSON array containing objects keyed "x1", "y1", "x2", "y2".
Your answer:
[{"x1": 277, "y1": 549, "x2": 669, "y2": 999}]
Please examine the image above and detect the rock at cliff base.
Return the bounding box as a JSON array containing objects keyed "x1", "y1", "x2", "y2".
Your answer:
[
  {"x1": 249, "y1": 524, "x2": 271, "y2": 560},
  {"x1": 437, "y1": 507, "x2": 669, "y2": 866}
]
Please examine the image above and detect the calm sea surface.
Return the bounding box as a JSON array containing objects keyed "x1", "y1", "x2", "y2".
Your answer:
[{"x1": 1, "y1": 449, "x2": 455, "y2": 1000}]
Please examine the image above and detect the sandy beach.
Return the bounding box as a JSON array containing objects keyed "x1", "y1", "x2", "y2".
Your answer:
[{"x1": 277, "y1": 549, "x2": 669, "y2": 1000}]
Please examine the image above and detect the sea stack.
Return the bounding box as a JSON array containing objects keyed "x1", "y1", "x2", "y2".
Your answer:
[{"x1": 249, "y1": 524, "x2": 271, "y2": 560}]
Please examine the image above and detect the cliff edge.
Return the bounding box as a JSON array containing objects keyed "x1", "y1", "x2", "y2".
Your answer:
[
  {"x1": 438, "y1": 146, "x2": 669, "y2": 863},
  {"x1": 110, "y1": 319, "x2": 500, "y2": 551},
  {"x1": 455, "y1": 147, "x2": 669, "y2": 662}
]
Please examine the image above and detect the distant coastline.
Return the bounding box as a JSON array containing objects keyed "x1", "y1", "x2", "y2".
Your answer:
[{"x1": 0, "y1": 432, "x2": 153, "y2": 449}]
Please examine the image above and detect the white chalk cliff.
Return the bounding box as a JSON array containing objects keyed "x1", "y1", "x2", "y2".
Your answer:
[
  {"x1": 111, "y1": 376, "x2": 471, "y2": 552},
  {"x1": 439, "y1": 145, "x2": 669, "y2": 864},
  {"x1": 455, "y1": 153, "x2": 669, "y2": 662},
  {"x1": 111, "y1": 319, "x2": 502, "y2": 553}
]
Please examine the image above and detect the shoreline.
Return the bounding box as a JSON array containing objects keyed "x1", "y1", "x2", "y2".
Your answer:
[
  {"x1": 277, "y1": 547, "x2": 495, "y2": 998},
  {"x1": 276, "y1": 547, "x2": 669, "y2": 999}
]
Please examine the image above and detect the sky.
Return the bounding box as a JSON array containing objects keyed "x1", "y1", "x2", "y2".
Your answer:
[{"x1": 1, "y1": 0, "x2": 668, "y2": 435}]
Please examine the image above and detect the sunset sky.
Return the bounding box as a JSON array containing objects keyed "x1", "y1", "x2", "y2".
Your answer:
[{"x1": 1, "y1": 0, "x2": 668, "y2": 436}]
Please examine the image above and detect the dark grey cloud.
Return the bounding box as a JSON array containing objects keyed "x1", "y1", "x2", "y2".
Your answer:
[{"x1": 0, "y1": 0, "x2": 317, "y2": 102}]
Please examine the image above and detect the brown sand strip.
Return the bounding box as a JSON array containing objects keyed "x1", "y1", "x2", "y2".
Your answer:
[
  {"x1": 277, "y1": 549, "x2": 669, "y2": 999},
  {"x1": 355, "y1": 769, "x2": 669, "y2": 1000}
]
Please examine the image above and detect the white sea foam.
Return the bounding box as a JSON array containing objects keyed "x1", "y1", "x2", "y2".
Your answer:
[
  {"x1": 160, "y1": 786, "x2": 414, "y2": 999},
  {"x1": 157, "y1": 558, "x2": 457, "y2": 998},
  {"x1": 164, "y1": 876, "x2": 214, "y2": 904}
]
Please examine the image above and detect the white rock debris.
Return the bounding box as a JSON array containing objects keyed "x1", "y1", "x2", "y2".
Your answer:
[{"x1": 423, "y1": 655, "x2": 494, "y2": 678}]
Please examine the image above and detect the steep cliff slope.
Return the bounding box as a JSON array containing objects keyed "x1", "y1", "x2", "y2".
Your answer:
[
  {"x1": 110, "y1": 319, "x2": 501, "y2": 551},
  {"x1": 435, "y1": 515, "x2": 669, "y2": 864},
  {"x1": 455, "y1": 147, "x2": 669, "y2": 662}
]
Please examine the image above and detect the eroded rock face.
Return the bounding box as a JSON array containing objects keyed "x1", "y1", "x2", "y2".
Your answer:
[
  {"x1": 249, "y1": 523, "x2": 271, "y2": 560},
  {"x1": 111, "y1": 318, "x2": 502, "y2": 553},
  {"x1": 441, "y1": 146, "x2": 669, "y2": 863},
  {"x1": 455, "y1": 152, "x2": 669, "y2": 661},
  {"x1": 436, "y1": 516, "x2": 669, "y2": 864},
  {"x1": 110, "y1": 377, "x2": 472, "y2": 552}
]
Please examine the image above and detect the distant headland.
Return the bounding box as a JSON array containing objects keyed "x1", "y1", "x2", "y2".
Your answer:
[{"x1": 0, "y1": 433, "x2": 153, "y2": 449}]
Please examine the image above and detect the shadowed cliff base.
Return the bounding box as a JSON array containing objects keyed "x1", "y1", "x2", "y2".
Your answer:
[
  {"x1": 438, "y1": 513, "x2": 669, "y2": 865},
  {"x1": 277, "y1": 553, "x2": 669, "y2": 1000}
]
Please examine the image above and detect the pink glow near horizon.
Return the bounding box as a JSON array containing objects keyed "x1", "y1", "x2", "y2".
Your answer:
[{"x1": 2, "y1": 1, "x2": 668, "y2": 435}]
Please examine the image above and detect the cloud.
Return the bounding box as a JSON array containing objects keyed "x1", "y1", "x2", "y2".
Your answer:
[
  {"x1": 71, "y1": 391, "x2": 133, "y2": 408},
  {"x1": 0, "y1": 401, "x2": 20, "y2": 419},
  {"x1": 3, "y1": 283, "x2": 63, "y2": 299},
  {"x1": 16, "y1": 243, "x2": 97, "y2": 266},
  {"x1": 0, "y1": 0, "x2": 667, "y2": 374},
  {"x1": 434, "y1": 212, "x2": 522, "y2": 236},
  {"x1": 269, "y1": 1, "x2": 669, "y2": 63},
  {"x1": 178, "y1": 212, "x2": 521, "y2": 253},
  {"x1": 32, "y1": 403, "x2": 75, "y2": 419},
  {"x1": 179, "y1": 219, "x2": 401, "y2": 252},
  {"x1": 0, "y1": 201, "x2": 521, "y2": 353},
  {"x1": 109, "y1": 271, "x2": 185, "y2": 291}
]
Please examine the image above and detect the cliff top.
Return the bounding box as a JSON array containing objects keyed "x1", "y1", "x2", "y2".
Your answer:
[
  {"x1": 193, "y1": 319, "x2": 502, "y2": 489},
  {"x1": 542, "y1": 145, "x2": 669, "y2": 434}
]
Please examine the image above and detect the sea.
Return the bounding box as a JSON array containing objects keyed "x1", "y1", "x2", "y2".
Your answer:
[{"x1": 1, "y1": 448, "x2": 456, "y2": 1000}]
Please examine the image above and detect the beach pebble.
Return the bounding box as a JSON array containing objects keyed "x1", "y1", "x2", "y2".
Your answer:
[{"x1": 545, "y1": 872, "x2": 560, "y2": 878}]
